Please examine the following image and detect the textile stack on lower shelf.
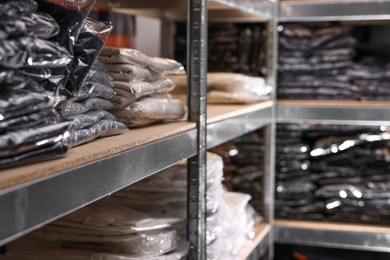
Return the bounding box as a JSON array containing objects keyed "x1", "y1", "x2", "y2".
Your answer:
[
  {"x1": 98, "y1": 47, "x2": 186, "y2": 127},
  {"x1": 276, "y1": 124, "x2": 390, "y2": 224},
  {"x1": 4, "y1": 200, "x2": 188, "y2": 260},
  {"x1": 278, "y1": 24, "x2": 357, "y2": 100}
]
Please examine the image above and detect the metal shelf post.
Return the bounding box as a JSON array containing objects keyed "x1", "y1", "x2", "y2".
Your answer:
[{"x1": 186, "y1": 0, "x2": 208, "y2": 259}]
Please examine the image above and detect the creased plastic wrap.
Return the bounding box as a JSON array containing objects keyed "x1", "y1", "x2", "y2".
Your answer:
[
  {"x1": 0, "y1": 12, "x2": 59, "y2": 40},
  {"x1": 113, "y1": 94, "x2": 185, "y2": 127},
  {"x1": 99, "y1": 47, "x2": 185, "y2": 75},
  {"x1": 66, "y1": 18, "x2": 112, "y2": 96},
  {"x1": 103, "y1": 63, "x2": 161, "y2": 83},
  {"x1": 64, "y1": 119, "x2": 127, "y2": 147},
  {"x1": 62, "y1": 98, "x2": 113, "y2": 117}
]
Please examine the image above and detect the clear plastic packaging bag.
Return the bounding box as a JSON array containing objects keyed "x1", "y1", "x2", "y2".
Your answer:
[
  {"x1": 0, "y1": 141, "x2": 68, "y2": 169},
  {"x1": 62, "y1": 98, "x2": 113, "y2": 117},
  {"x1": 0, "y1": 12, "x2": 59, "y2": 40},
  {"x1": 0, "y1": 36, "x2": 72, "y2": 69},
  {"x1": 66, "y1": 110, "x2": 116, "y2": 130},
  {"x1": 64, "y1": 119, "x2": 127, "y2": 147},
  {"x1": 113, "y1": 94, "x2": 185, "y2": 127},
  {"x1": 0, "y1": 122, "x2": 71, "y2": 157},
  {"x1": 104, "y1": 63, "x2": 161, "y2": 83},
  {"x1": 0, "y1": 0, "x2": 38, "y2": 21},
  {"x1": 111, "y1": 79, "x2": 175, "y2": 109},
  {"x1": 99, "y1": 47, "x2": 185, "y2": 75},
  {"x1": 0, "y1": 108, "x2": 62, "y2": 134},
  {"x1": 66, "y1": 18, "x2": 113, "y2": 96}
]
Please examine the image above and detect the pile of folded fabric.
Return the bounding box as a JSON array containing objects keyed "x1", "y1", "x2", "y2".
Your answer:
[
  {"x1": 175, "y1": 22, "x2": 267, "y2": 76},
  {"x1": 170, "y1": 72, "x2": 271, "y2": 104},
  {"x1": 350, "y1": 57, "x2": 390, "y2": 100},
  {"x1": 0, "y1": 0, "x2": 73, "y2": 168},
  {"x1": 98, "y1": 47, "x2": 186, "y2": 127},
  {"x1": 210, "y1": 130, "x2": 265, "y2": 213},
  {"x1": 6, "y1": 201, "x2": 188, "y2": 260},
  {"x1": 275, "y1": 124, "x2": 390, "y2": 224},
  {"x1": 278, "y1": 24, "x2": 357, "y2": 100}
]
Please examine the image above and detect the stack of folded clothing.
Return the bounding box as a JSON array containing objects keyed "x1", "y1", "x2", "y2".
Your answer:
[
  {"x1": 278, "y1": 24, "x2": 357, "y2": 100},
  {"x1": 0, "y1": 0, "x2": 74, "y2": 168},
  {"x1": 98, "y1": 47, "x2": 186, "y2": 127},
  {"x1": 6, "y1": 201, "x2": 188, "y2": 260},
  {"x1": 170, "y1": 72, "x2": 271, "y2": 104},
  {"x1": 175, "y1": 22, "x2": 267, "y2": 76},
  {"x1": 210, "y1": 130, "x2": 265, "y2": 213},
  {"x1": 61, "y1": 62, "x2": 128, "y2": 147},
  {"x1": 350, "y1": 57, "x2": 390, "y2": 100},
  {"x1": 275, "y1": 124, "x2": 390, "y2": 224}
]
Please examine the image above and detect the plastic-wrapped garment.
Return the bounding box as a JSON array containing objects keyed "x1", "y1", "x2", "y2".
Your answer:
[
  {"x1": 0, "y1": 141, "x2": 68, "y2": 169},
  {"x1": 74, "y1": 62, "x2": 115, "y2": 101},
  {"x1": 0, "y1": 0, "x2": 38, "y2": 21},
  {"x1": 0, "y1": 36, "x2": 72, "y2": 69},
  {"x1": 206, "y1": 211, "x2": 223, "y2": 246},
  {"x1": 276, "y1": 178, "x2": 316, "y2": 200},
  {"x1": 0, "y1": 108, "x2": 62, "y2": 134},
  {"x1": 61, "y1": 97, "x2": 113, "y2": 117},
  {"x1": 64, "y1": 119, "x2": 127, "y2": 147},
  {"x1": 99, "y1": 47, "x2": 185, "y2": 75},
  {"x1": 0, "y1": 12, "x2": 59, "y2": 40},
  {"x1": 113, "y1": 94, "x2": 186, "y2": 127},
  {"x1": 65, "y1": 110, "x2": 116, "y2": 130},
  {"x1": 280, "y1": 24, "x2": 313, "y2": 38},
  {"x1": 103, "y1": 63, "x2": 161, "y2": 83},
  {"x1": 3, "y1": 242, "x2": 189, "y2": 260},
  {"x1": 0, "y1": 121, "x2": 71, "y2": 157},
  {"x1": 277, "y1": 87, "x2": 356, "y2": 100},
  {"x1": 66, "y1": 18, "x2": 113, "y2": 97},
  {"x1": 0, "y1": 83, "x2": 59, "y2": 121},
  {"x1": 42, "y1": 203, "x2": 181, "y2": 235},
  {"x1": 111, "y1": 79, "x2": 176, "y2": 109},
  {"x1": 36, "y1": 0, "x2": 84, "y2": 54},
  {"x1": 33, "y1": 228, "x2": 178, "y2": 257}
]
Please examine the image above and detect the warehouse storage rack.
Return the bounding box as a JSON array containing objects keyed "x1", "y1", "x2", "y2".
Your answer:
[
  {"x1": 0, "y1": 1, "x2": 276, "y2": 260},
  {"x1": 275, "y1": 0, "x2": 390, "y2": 254}
]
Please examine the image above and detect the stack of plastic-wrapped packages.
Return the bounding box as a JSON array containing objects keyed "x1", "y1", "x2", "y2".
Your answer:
[
  {"x1": 4, "y1": 200, "x2": 188, "y2": 260},
  {"x1": 275, "y1": 124, "x2": 390, "y2": 224},
  {"x1": 278, "y1": 24, "x2": 357, "y2": 100},
  {"x1": 210, "y1": 130, "x2": 265, "y2": 213},
  {"x1": 0, "y1": 0, "x2": 73, "y2": 168},
  {"x1": 98, "y1": 47, "x2": 186, "y2": 127},
  {"x1": 37, "y1": 0, "x2": 128, "y2": 147},
  {"x1": 109, "y1": 152, "x2": 260, "y2": 260},
  {"x1": 350, "y1": 57, "x2": 390, "y2": 100}
]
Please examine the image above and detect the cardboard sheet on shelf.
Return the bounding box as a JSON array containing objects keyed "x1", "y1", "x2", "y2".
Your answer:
[
  {"x1": 0, "y1": 120, "x2": 195, "y2": 190},
  {"x1": 238, "y1": 223, "x2": 271, "y2": 260}
]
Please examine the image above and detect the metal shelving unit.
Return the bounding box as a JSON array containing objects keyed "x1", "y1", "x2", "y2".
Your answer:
[
  {"x1": 275, "y1": 0, "x2": 390, "y2": 255},
  {"x1": 279, "y1": 0, "x2": 390, "y2": 22},
  {"x1": 0, "y1": 3, "x2": 277, "y2": 260}
]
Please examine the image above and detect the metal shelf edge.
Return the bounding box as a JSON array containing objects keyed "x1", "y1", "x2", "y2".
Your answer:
[
  {"x1": 207, "y1": 103, "x2": 273, "y2": 148},
  {"x1": 0, "y1": 128, "x2": 197, "y2": 246},
  {"x1": 277, "y1": 101, "x2": 390, "y2": 125},
  {"x1": 275, "y1": 220, "x2": 390, "y2": 253},
  {"x1": 279, "y1": 1, "x2": 390, "y2": 22}
]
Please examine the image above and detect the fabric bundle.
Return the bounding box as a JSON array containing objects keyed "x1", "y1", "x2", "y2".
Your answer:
[
  {"x1": 210, "y1": 131, "x2": 265, "y2": 213},
  {"x1": 98, "y1": 47, "x2": 186, "y2": 127},
  {"x1": 0, "y1": 0, "x2": 75, "y2": 168},
  {"x1": 275, "y1": 124, "x2": 390, "y2": 224},
  {"x1": 6, "y1": 201, "x2": 187, "y2": 260},
  {"x1": 350, "y1": 57, "x2": 390, "y2": 100},
  {"x1": 278, "y1": 24, "x2": 357, "y2": 100},
  {"x1": 109, "y1": 152, "x2": 259, "y2": 260},
  {"x1": 175, "y1": 22, "x2": 267, "y2": 76},
  {"x1": 170, "y1": 72, "x2": 271, "y2": 104},
  {"x1": 61, "y1": 62, "x2": 128, "y2": 147}
]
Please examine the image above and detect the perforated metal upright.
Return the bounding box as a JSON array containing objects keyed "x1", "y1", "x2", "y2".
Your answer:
[{"x1": 186, "y1": 0, "x2": 208, "y2": 259}]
